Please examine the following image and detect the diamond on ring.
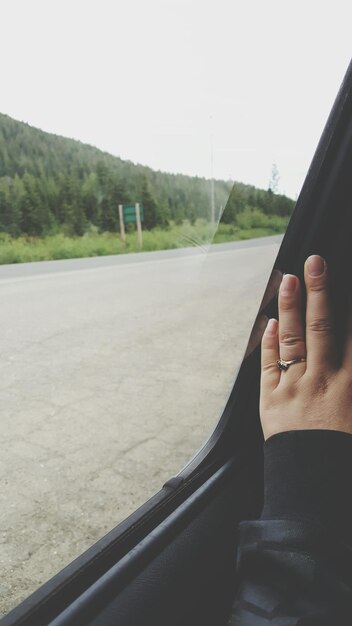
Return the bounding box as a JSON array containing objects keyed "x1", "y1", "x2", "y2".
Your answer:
[{"x1": 277, "y1": 358, "x2": 306, "y2": 371}]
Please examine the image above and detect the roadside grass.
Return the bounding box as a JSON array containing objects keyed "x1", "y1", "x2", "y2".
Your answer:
[{"x1": 0, "y1": 218, "x2": 289, "y2": 265}]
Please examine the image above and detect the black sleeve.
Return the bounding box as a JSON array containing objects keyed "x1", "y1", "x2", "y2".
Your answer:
[{"x1": 228, "y1": 430, "x2": 352, "y2": 625}]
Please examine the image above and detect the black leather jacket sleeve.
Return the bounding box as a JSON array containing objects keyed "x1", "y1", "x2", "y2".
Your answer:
[{"x1": 228, "y1": 430, "x2": 352, "y2": 625}]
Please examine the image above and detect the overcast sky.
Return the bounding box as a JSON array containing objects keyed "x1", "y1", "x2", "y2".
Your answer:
[{"x1": 1, "y1": 0, "x2": 351, "y2": 198}]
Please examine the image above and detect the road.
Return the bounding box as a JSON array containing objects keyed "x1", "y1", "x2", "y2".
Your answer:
[{"x1": 0, "y1": 236, "x2": 281, "y2": 616}]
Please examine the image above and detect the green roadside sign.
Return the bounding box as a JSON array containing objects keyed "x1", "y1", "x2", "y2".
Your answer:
[{"x1": 123, "y1": 204, "x2": 144, "y2": 223}]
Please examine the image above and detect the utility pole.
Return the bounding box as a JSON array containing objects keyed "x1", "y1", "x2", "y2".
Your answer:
[
  {"x1": 118, "y1": 204, "x2": 126, "y2": 244},
  {"x1": 135, "y1": 202, "x2": 143, "y2": 250}
]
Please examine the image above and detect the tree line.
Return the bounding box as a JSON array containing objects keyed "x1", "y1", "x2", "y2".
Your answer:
[{"x1": 0, "y1": 113, "x2": 295, "y2": 238}]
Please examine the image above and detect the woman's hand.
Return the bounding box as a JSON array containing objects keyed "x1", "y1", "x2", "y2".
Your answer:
[{"x1": 260, "y1": 255, "x2": 352, "y2": 440}]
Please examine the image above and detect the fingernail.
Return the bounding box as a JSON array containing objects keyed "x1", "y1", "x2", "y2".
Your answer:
[
  {"x1": 266, "y1": 318, "x2": 278, "y2": 335},
  {"x1": 307, "y1": 255, "x2": 325, "y2": 276},
  {"x1": 281, "y1": 274, "x2": 296, "y2": 294}
]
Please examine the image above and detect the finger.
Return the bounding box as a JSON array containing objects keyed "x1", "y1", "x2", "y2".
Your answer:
[
  {"x1": 304, "y1": 255, "x2": 335, "y2": 371},
  {"x1": 342, "y1": 302, "x2": 352, "y2": 374},
  {"x1": 261, "y1": 318, "x2": 280, "y2": 393},
  {"x1": 278, "y1": 274, "x2": 306, "y2": 380}
]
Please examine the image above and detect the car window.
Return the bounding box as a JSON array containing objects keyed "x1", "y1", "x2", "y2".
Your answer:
[{"x1": 0, "y1": 0, "x2": 350, "y2": 618}]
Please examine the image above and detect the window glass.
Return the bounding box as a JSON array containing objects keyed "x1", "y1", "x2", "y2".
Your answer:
[{"x1": 0, "y1": 0, "x2": 350, "y2": 617}]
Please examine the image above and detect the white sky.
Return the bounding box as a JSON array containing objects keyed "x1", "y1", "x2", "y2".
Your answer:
[{"x1": 1, "y1": 0, "x2": 351, "y2": 198}]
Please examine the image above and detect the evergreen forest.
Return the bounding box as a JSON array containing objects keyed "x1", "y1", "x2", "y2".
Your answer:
[{"x1": 0, "y1": 113, "x2": 295, "y2": 257}]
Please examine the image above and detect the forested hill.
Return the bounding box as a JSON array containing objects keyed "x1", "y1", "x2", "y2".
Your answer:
[{"x1": 0, "y1": 112, "x2": 294, "y2": 237}]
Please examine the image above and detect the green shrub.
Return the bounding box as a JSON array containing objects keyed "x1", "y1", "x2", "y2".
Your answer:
[{"x1": 0, "y1": 217, "x2": 289, "y2": 265}]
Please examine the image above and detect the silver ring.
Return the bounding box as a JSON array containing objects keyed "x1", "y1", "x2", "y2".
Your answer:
[{"x1": 277, "y1": 357, "x2": 306, "y2": 371}]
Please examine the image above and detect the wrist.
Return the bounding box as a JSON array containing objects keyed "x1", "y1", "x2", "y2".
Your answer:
[{"x1": 261, "y1": 429, "x2": 352, "y2": 540}]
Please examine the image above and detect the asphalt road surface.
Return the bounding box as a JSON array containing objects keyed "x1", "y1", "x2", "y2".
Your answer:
[{"x1": 0, "y1": 236, "x2": 282, "y2": 616}]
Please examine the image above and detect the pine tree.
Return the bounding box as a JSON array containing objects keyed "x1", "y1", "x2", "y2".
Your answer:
[
  {"x1": 21, "y1": 173, "x2": 44, "y2": 235},
  {"x1": 140, "y1": 176, "x2": 160, "y2": 230},
  {"x1": 221, "y1": 184, "x2": 245, "y2": 224},
  {"x1": 269, "y1": 163, "x2": 280, "y2": 194},
  {"x1": 82, "y1": 173, "x2": 99, "y2": 225}
]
